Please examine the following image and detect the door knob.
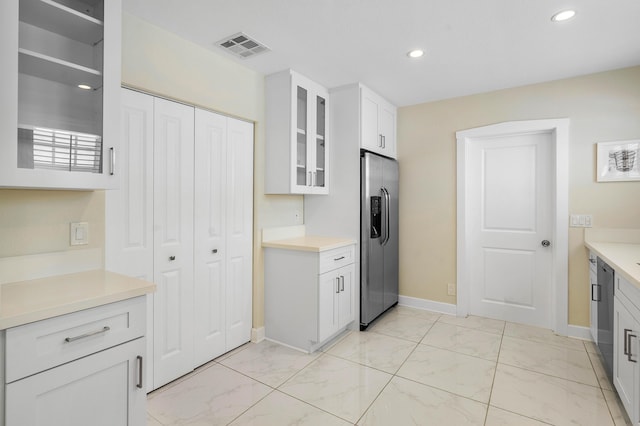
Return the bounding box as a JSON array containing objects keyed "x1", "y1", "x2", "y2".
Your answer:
[
  {"x1": 541, "y1": 240, "x2": 551, "y2": 247},
  {"x1": 212, "y1": 249, "x2": 218, "y2": 254}
]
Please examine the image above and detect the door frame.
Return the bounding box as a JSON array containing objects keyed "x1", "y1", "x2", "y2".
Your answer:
[{"x1": 456, "y1": 119, "x2": 569, "y2": 335}]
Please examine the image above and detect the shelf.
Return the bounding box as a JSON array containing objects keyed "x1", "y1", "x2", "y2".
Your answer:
[
  {"x1": 20, "y1": 0, "x2": 103, "y2": 44},
  {"x1": 296, "y1": 164, "x2": 306, "y2": 169},
  {"x1": 19, "y1": 48, "x2": 102, "y2": 89},
  {"x1": 316, "y1": 135, "x2": 325, "y2": 141},
  {"x1": 297, "y1": 128, "x2": 306, "y2": 136}
]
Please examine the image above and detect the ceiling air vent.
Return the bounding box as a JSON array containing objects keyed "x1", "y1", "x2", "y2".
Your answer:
[{"x1": 216, "y1": 32, "x2": 269, "y2": 59}]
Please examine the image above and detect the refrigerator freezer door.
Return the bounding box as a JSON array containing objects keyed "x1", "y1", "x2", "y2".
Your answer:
[{"x1": 361, "y1": 153, "x2": 384, "y2": 326}]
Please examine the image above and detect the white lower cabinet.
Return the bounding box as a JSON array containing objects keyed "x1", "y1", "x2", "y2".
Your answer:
[
  {"x1": 3, "y1": 297, "x2": 147, "y2": 426},
  {"x1": 318, "y1": 264, "x2": 355, "y2": 343},
  {"x1": 6, "y1": 339, "x2": 145, "y2": 426},
  {"x1": 107, "y1": 88, "x2": 254, "y2": 391},
  {"x1": 264, "y1": 244, "x2": 355, "y2": 353},
  {"x1": 614, "y1": 274, "x2": 640, "y2": 425}
]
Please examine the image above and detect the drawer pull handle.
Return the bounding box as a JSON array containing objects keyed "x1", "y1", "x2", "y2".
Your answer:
[
  {"x1": 334, "y1": 256, "x2": 345, "y2": 261},
  {"x1": 64, "y1": 326, "x2": 110, "y2": 343},
  {"x1": 136, "y1": 355, "x2": 144, "y2": 389},
  {"x1": 629, "y1": 332, "x2": 638, "y2": 363},
  {"x1": 624, "y1": 328, "x2": 631, "y2": 355}
]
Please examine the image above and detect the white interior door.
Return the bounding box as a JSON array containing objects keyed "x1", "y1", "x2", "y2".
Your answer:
[
  {"x1": 225, "y1": 118, "x2": 254, "y2": 350},
  {"x1": 467, "y1": 131, "x2": 553, "y2": 328},
  {"x1": 153, "y1": 97, "x2": 195, "y2": 388},
  {"x1": 194, "y1": 108, "x2": 227, "y2": 366}
]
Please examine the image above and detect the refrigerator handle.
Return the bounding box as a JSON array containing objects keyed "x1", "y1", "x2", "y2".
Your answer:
[{"x1": 381, "y1": 187, "x2": 390, "y2": 246}]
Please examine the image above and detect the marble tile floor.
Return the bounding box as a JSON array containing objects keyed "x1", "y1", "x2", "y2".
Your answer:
[{"x1": 147, "y1": 307, "x2": 631, "y2": 425}]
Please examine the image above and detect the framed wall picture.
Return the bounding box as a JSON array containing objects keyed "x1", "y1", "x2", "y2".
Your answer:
[{"x1": 596, "y1": 139, "x2": 640, "y2": 182}]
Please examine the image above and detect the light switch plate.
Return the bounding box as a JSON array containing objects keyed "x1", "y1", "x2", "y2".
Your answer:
[
  {"x1": 70, "y1": 222, "x2": 89, "y2": 246},
  {"x1": 569, "y1": 214, "x2": 593, "y2": 228}
]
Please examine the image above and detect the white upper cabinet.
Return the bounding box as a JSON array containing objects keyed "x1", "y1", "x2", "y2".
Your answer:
[
  {"x1": 361, "y1": 86, "x2": 397, "y2": 158},
  {"x1": 0, "y1": 0, "x2": 121, "y2": 189},
  {"x1": 266, "y1": 69, "x2": 329, "y2": 194}
]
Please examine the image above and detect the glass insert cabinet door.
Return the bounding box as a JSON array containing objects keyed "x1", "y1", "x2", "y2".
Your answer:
[
  {"x1": 17, "y1": 0, "x2": 105, "y2": 174},
  {"x1": 293, "y1": 84, "x2": 327, "y2": 191},
  {"x1": 314, "y1": 95, "x2": 326, "y2": 188},
  {"x1": 296, "y1": 85, "x2": 308, "y2": 186}
]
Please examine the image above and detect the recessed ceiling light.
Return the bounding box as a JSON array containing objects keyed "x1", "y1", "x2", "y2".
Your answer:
[
  {"x1": 407, "y1": 49, "x2": 424, "y2": 59},
  {"x1": 551, "y1": 10, "x2": 576, "y2": 22},
  {"x1": 78, "y1": 84, "x2": 92, "y2": 90}
]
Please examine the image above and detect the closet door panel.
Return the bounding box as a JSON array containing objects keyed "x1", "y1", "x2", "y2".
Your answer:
[
  {"x1": 153, "y1": 97, "x2": 195, "y2": 388},
  {"x1": 106, "y1": 88, "x2": 154, "y2": 282},
  {"x1": 226, "y1": 118, "x2": 254, "y2": 350},
  {"x1": 106, "y1": 88, "x2": 155, "y2": 390},
  {"x1": 194, "y1": 109, "x2": 227, "y2": 364}
]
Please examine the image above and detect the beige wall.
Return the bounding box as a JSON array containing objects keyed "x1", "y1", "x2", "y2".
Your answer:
[
  {"x1": 0, "y1": 190, "x2": 104, "y2": 258},
  {"x1": 398, "y1": 66, "x2": 640, "y2": 327}
]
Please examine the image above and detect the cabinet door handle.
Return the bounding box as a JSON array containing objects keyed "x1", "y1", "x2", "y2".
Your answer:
[
  {"x1": 624, "y1": 328, "x2": 631, "y2": 355},
  {"x1": 169, "y1": 255, "x2": 176, "y2": 261},
  {"x1": 212, "y1": 249, "x2": 218, "y2": 254},
  {"x1": 336, "y1": 277, "x2": 340, "y2": 294},
  {"x1": 629, "y1": 332, "x2": 638, "y2": 363},
  {"x1": 136, "y1": 355, "x2": 143, "y2": 389},
  {"x1": 378, "y1": 134, "x2": 383, "y2": 147},
  {"x1": 340, "y1": 276, "x2": 344, "y2": 292},
  {"x1": 382, "y1": 135, "x2": 386, "y2": 149},
  {"x1": 109, "y1": 147, "x2": 115, "y2": 175},
  {"x1": 64, "y1": 326, "x2": 110, "y2": 343}
]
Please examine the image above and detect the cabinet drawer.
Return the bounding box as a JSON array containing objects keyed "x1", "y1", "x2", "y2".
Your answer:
[
  {"x1": 319, "y1": 245, "x2": 355, "y2": 274},
  {"x1": 616, "y1": 274, "x2": 640, "y2": 314},
  {"x1": 6, "y1": 296, "x2": 145, "y2": 383}
]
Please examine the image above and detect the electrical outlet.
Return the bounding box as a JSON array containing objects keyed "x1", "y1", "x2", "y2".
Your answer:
[{"x1": 447, "y1": 283, "x2": 456, "y2": 296}]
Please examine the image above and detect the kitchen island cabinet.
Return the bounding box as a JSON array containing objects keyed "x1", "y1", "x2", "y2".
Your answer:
[{"x1": 0, "y1": 270, "x2": 155, "y2": 426}]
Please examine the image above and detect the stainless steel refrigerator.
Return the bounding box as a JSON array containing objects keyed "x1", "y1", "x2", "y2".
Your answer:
[{"x1": 360, "y1": 151, "x2": 399, "y2": 330}]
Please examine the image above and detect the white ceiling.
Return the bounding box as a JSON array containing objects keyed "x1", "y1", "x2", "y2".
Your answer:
[{"x1": 123, "y1": 0, "x2": 640, "y2": 107}]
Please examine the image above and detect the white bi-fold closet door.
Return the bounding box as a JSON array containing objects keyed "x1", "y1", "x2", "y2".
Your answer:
[{"x1": 106, "y1": 88, "x2": 253, "y2": 391}]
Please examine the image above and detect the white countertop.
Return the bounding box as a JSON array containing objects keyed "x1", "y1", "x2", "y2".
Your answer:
[
  {"x1": 262, "y1": 235, "x2": 356, "y2": 252},
  {"x1": 0, "y1": 270, "x2": 156, "y2": 330},
  {"x1": 585, "y1": 228, "x2": 640, "y2": 288}
]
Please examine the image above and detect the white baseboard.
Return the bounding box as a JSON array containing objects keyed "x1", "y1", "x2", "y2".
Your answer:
[
  {"x1": 567, "y1": 324, "x2": 593, "y2": 341},
  {"x1": 251, "y1": 326, "x2": 265, "y2": 343},
  {"x1": 398, "y1": 295, "x2": 457, "y2": 316}
]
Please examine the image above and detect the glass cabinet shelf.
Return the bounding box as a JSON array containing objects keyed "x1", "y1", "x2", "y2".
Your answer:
[
  {"x1": 19, "y1": 0, "x2": 103, "y2": 43},
  {"x1": 19, "y1": 48, "x2": 102, "y2": 88}
]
